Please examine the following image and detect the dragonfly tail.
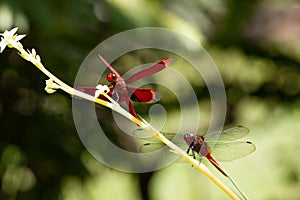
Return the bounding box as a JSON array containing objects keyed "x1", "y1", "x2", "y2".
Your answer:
[
  {"x1": 206, "y1": 154, "x2": 228, "y2": 177},
  {"x1": 126, "y1": 100, "x2": 137, "y2": 118}
]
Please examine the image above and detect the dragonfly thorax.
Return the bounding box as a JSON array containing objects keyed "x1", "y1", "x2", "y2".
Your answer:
[
  {"x1": 183, "y1": 133, "x2": 195, "y2": 145},
  {"x1": 107, "y1": 73, "x2": 117, "y2": 83}
]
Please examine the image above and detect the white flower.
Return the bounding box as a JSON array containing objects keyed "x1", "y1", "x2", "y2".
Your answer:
[
  {"x1": 45, "y1": 79, "x2": 61, "y2": 94},
  {"x1": 95, "y1": 84, "x2": 110, "y2": 98},
  {"x1": 0, "y1": 27, "x2": 26, "y2": 53},
  {"x1": 94, "y1": 84, "x2": 116, "y2": 104}
]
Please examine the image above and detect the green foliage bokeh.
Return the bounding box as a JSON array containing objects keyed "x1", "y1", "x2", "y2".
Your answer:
[{"x1": 1, "y1": 0, "x2": 300, "y2": 199}]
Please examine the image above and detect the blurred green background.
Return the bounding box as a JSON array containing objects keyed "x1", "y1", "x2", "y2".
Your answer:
[{"x1": 1, "y1": 0, "x2": 300, "y2": 199}]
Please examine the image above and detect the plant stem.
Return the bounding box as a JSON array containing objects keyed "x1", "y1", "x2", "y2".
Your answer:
[{"x1": 1, "y1": 28, "x2": 242, "y2": 200}]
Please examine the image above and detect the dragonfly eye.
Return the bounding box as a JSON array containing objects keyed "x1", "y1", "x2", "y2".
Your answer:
[
  {"x1": 107, "y1": 73, "x2": 116, "y2": 82},
  {"x1": 183, "y1": 133, "x2": 194, "y2": 145}
]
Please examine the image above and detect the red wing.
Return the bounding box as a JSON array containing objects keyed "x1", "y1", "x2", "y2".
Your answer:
[
  {"x1": 125, "y1": 58, "x2": 171, "y2": 83},
  {"x1": 98, "y1": 55, "x2": 121, "y2": 78},
  {"x1": 76, "y1": 86, "x2": 97, "y2": 96},
  {"x1": 127, "y1": 87, "x2": 161, "y2": 103}
]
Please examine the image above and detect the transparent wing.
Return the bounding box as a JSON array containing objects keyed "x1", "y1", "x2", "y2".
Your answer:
[
  {"x1": 139, "y1": 142, "x2": 169, "y2": 153},
  {"x1": 204, "y1": 125, "x2": 250, "y2": 142},
  {"x1": 208, "y1": 141, "x2": 256, "y2": 162},
  {"x1": 134, "y1": 126, "x2": 255, "y2": 161},
  {"x1": 133, "y1": 129, "x2": 186, "y2": 153}
]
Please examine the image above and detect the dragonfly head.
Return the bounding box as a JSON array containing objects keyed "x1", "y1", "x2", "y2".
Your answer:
[
  {"x1": 183, "y1": 133, "x2": 195, "y2": 145},
  {"x1": 107, "y1": 73, "x2": 117, "y2": 83}
]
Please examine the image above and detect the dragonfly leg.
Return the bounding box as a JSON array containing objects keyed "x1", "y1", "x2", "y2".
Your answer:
[
  {"x1": 186, "y1": 143, "x2": 197, "y2": 159},
  {"x1": 188, "y1": 150, "x2": 198, "y2": 168},
  {"x1": 186, "y1": 147, "x2": 191, "y2": 154},
  {"x1": 187, "y1": 144, "x2": 197, "y2": 159},
  {"x1": 187, "y1": 146, "x2": 195, "y2": 158},
  {"x1": 192, "y1": 150, "x2": 196, "y2": 159}
]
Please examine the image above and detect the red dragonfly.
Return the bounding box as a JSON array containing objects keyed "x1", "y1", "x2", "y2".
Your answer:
[
  {"x1": 140, "y1": 125, "x2": 256, "y2": 177},
  {"x1": 77, "y1": 55, "x2": 171, "y2": 117}
]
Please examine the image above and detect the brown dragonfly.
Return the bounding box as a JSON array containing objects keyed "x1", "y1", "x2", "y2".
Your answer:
[
  {"x1": 140, "y1": 125, "x2": 256, "y2": 177},
  {"x1": 139, "y1": 125, "x2": 255, "y2": 199}
]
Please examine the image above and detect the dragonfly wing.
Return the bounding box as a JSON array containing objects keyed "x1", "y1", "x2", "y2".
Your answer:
[
  {"x1": 204, "y1": 125, "x2": 250, "y2": 142},
  {"x1": 125, "y1": 58, "x2": 171, "y2": 83},
  {"x1": 139, "y1": 142, "x2": 167, "y2": 153},
  {"x1": 133, "y1": 129, "x2": 186, "y2": 152},
  {"x1": 76, "y1": 86, "x2": 97, "y2": 96},
  {"x1": 127, "y1": 87, "x2": 161, "y2": 103},
  {"x1": 139, "y1": 139, "x2": 187, "y2": 153},
  {"x1": 209, "y1": 141, "x2": 256, "y2": 162},
  {"x1": 133, "y1": 128, "x2": 176, "y2": 140},
  {"x1": 98, "y1": 55, "x2": 121, "y2": 77}
]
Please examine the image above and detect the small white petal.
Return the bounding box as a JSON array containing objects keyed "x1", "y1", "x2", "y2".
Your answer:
[
  {"x1": 10, "y1": 27, "x2": 19, "y2": 36},
  {"x1": 36, "y1": 55, "x2": 41, "y2": 63},
  {"x1": 0, "y1": 40, "x2": 7, "y2": 53},
  {"x1": 95, "y1": 84, "x2": 109, "y2": 98},
  {"x1": 31, "y1": 48, "x2": 36, "y2": 56},
  {"x1": 45, "y1": 79, "x2": 60, "y2": 91},
  {"x1": 0, "y1": 30, "x2": 9, "y2": 37},
  {"x1": 15, "y1": 34, "x2": 26, "y2": 41},
  {"x1": 96, "y1": 84, "x2": 110, "y2": 94},
  {"x1": 45, "y1": 87, "x2": 57, "y2": 94}
]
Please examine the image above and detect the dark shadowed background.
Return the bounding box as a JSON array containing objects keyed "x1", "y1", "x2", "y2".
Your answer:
[{"x1": 1, "y1": 0, "x2": 300, "y2": 199}]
